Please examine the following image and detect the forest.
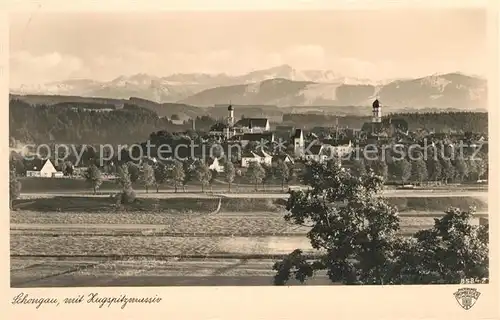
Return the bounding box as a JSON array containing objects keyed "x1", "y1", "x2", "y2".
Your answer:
[
  {"x1": 9, "y1": 99, "x2": 216, "y2": 145},
  {"x1": 10, "y1": 98, "x2": 488, "y2": 146},
  {"x1": 283, "y1": 111, "x2": 488, "y2": 133}
]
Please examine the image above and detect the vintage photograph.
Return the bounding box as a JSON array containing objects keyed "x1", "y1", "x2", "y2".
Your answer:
[{"x1": 9, "y1": 9, "x2": 489, "y2": 288}]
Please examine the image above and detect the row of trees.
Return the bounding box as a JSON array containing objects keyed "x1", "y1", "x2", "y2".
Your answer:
[
  {"x1": 347, "y1": 152, "x2": 488, "y2": 184},
  {"x1": 283, "y1": 111, "x2": 488, "y2": 134},
  {"x1": 83, "y1": 159, "x2": 296, "y2": 195}
]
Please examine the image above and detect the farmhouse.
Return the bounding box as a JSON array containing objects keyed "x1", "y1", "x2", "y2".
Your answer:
[
  {"x1": 241, "y1": 149, "x2": 273, "y2": 168},
  {"x1": 321, "y1": 140, "x2": 354, "y2": 158},
  {"x1": 207, "y1": 157, "x2": 225, "y2": 173},
  {"x1": 238, "y1": 132, "x2": 275, "y2": 147},
  {"x1": 303, "y1": 144, "x2": 329, "y2": 163},
  {"x1": 26, "y1": 159, "x2": 62, "y2": 178},
  {"x1": 234, "y1": 118, "x2": 270, "y2": 133},
  {"x1": 272, "y1": 153, "x2": 294, "y2": 165}
]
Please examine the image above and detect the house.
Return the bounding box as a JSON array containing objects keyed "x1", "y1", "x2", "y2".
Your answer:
[
  {"x1": 207, "y1": 157, "x2": 225, "y2": 173},
  {"x1": 322, "y1": 140, "x2": 353, "y2": 158},
  {"x1": 303, "y1": 144, "x2": 329, "y2": 163},
  {"x1": 241, "y1": 149, "x2": 273, "y2": 168},
  {"x1": 275, "y1": 125, "x2": 295, "y2": 133},
  {"x1": 238, "y1": 132, "x2": 275, "y2": 147},
  {"x1": 272, "y1": 153, "x2": 294, "y2": 165},
  {"x1": 234, "y1": 118, "x2": 271, "y2": 133},
  {"x1": 26, "y1": 159, "x2": 61, "y2": 178}
]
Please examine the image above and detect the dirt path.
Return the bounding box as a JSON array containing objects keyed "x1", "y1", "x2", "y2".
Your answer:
[{"x1": 20, "y1": 189, "x2": 488, "y2": 200}]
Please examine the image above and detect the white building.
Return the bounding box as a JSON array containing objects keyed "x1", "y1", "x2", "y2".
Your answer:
[
  {"x1": 234, "y1": 118, "x2": 271, "y2": 133},
  {"x1": 322, "y1": 141, "x2": 353, "y2": 158},
  {"x1": 241, "y1": 149, "x2": 273, "y2": 168},
  {"x1": 293, "y1": 129, "x2": 305, "y2": 157},
  {"x1": 303, "y1": 145, "x2": 329, "y2": 163},
  {"x1": 207, "y1": 157, "x2": 225, "y2": 173},
  {"x1": 26, "y1": 159, "x2": 62, "y2": 178}
]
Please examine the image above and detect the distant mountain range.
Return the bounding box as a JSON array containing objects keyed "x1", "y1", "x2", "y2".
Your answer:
[{"x1": 11, "y1": 64, "x2": 487, "y2": 110}]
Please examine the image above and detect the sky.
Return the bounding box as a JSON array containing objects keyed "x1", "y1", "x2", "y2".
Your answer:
[{"x1": 9, "y1": 9, "x2": 487, "y2": 87}]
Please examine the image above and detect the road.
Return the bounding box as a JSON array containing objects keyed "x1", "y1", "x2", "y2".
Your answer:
[{"x1": 19, "y1": 189, "x2": 488, "y2": 200}]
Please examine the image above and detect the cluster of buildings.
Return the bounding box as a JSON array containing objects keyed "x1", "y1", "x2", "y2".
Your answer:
[
  {"x1": 207, "y1": 98, "x2": 400, "y2": 167},
  {"x1": 25, "y1": 159, "x2": 64, "y2": 178},
  {"x1": 209, "y1": 103, "x2": 350, "y2": 167},
  {"x1": 22, "y1": 98, "x2": 412, "y2": 178}
]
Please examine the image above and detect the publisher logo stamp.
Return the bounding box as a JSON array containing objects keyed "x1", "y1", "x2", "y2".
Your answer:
[{"x1": 454, "y1": 288, "x2": 481, "y2": 310}]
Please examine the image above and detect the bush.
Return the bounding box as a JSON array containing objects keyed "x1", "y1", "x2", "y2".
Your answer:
[
  {"x1": 121, "y1": 188, "x2": 136, "y2": 204},
  {"x1": 113, "y1": 188, "x2": 137, "y2": 205}
]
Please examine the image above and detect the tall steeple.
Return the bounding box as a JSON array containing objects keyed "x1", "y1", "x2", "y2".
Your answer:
[
  {"x1": 372, "y1": 98, "x2": 382, "y2": 123},
  {"x1": 227, "y1": 101, "x2": 234, "y2": 127}
]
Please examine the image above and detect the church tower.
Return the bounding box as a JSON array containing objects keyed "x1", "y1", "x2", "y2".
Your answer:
[
  {"x1": 225, "y1": 103, "x2": 235, "y2": 139},
  {"x1": 372, "y1": 98, "x2": 382, "y2": 123},
  {"x1": 227, "y1": 103, "x2": 234, "y2": 127},
  {"x1": 293, "y1": 129, "x2": 304, "y2": 157}
]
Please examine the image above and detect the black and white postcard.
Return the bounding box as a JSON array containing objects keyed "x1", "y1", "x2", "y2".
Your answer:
[{"x1": 3, "y1": 1, "x2": 499, "y2": 319}]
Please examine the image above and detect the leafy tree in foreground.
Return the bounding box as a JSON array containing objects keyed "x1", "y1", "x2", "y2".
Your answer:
[
  {"x1": 84, "y1": 164, "x2": 103, "y2": 194},
  {"x1": 9, "y1": 169, "x2": 22, "y2": 210},
  {"x1": 140, "y1": 163, "x2": 156, "y2": 193},
  {"x1": 390, "y1": 207, "x2": 488, "y2": 284},
  {"x1": 272, "y1": 160, "x2": 489, "y2": 285}
]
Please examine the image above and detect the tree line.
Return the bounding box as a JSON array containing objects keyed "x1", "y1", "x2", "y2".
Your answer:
[
  {"x1": 81, "y1": 158, "x2": 296, "y2": 195},
  {"x1": 283, "y1": 111, "x2": 487, "y2": 133},
  {"x1": 344, "y1": 145, "x2": 488, "y2": 184},
  {"x1": 10, "y1": 98, "x2": 488, "y2": 146}
]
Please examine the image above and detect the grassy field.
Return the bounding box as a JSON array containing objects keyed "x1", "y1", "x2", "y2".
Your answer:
[
  {"x1": 10, "y1": 190, "x2": 489, "y2": 286},
  {"x1": 12, "y1": 197, "x2": 285, "y2": 213},
  {"x1": 12, "y1": 209, "x2": 468, "y2": 234},
  {"x1": 12, "y1": 194, "x2": 487, "y2": 214},
  {"x1": 19, "y1": 177, "x2": 286, "y2": 193}
]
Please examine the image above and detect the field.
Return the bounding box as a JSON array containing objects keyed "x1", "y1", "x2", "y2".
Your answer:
[
  {"x1": 10, "y1": 188, "x2": 489, "y2": 287},
  {"x1": 19, "y1": 177, "x2": 488, "y2": 194}
]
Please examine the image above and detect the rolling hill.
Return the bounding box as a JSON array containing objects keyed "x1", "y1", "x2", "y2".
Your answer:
[
  {"x1": 181, "y1": 73, "x2": 487, "y2": 110},
  {"x1": 11, "y1": 65, "x2": 487, "y2": 111}
]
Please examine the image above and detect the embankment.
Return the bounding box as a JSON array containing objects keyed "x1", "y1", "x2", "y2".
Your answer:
[{"x1": 12, "y1": 195, "x2": 487, "y2": 214}]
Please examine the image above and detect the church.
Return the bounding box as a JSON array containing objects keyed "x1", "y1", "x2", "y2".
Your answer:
[
  {"x1": 223, "y1": 104, "x2": 271, "y2": 139},
  {"x1": 361, "y1": 99, "x2": 408, "y2": 138}
]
